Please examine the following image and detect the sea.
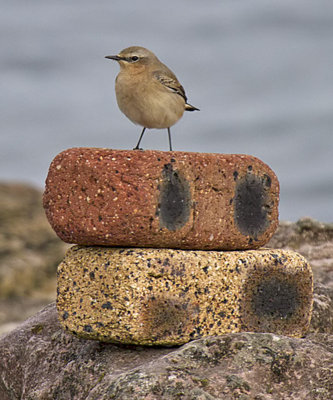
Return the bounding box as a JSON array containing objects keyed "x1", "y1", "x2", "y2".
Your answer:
[{"x1": 1, "y1": 0, "x2": 332, "y2": 221}]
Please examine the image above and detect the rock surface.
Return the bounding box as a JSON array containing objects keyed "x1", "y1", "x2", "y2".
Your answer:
[
  {"x1": 0, "y1": 303, "x2": 332, "y2": 400},
  {"x1": 43, "y1": 148, "x2": 280, "y2": 250},
  {"x1": 267, "y1": 218, "x2": 333, "y2": 288},
  {"x1": 57, "y1": 246, "x2": 313, "y2": 344},
  {"x1": 0, "y1": 183, "x2": 68, "y2": 334},
  {"x1": 0, "y1": 181, "x2": 332, "y2": 398}
]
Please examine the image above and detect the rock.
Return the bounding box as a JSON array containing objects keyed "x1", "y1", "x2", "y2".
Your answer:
[
  {"x1": 267, "y1": 218, "x2": 333, "y2": 288},
  {"x1": 0, "y1": 182, "x2": 68, "y2": 298},
  {"x1": 43, "y1": 148, "x2": 279, "y2": 250},
  {"x1": 0, "y1": 181, "x2": 331, "y2": 399},
  {"x1": 0, "y1": 182, "x2": 68, "y2": 335},
  {"x1": 57, "y1": 246, "x2": 313, "y2": 345},
  {"x1": 309, "y1": 284, "x2": 333, "y2": 334},
  {"x1": 0, "y1": 303, "x2": 332, "y2": 399},
  {"x1": 0, "y1": 297, "x2": 56, "y2": 336}
]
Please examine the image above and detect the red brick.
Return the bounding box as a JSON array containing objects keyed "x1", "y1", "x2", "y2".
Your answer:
[{"x1": 43, "y1": 148, "x2": 279, "y2": 250}]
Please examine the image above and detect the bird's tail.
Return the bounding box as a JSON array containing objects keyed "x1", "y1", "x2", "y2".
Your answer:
[{"x1": 185, "y1": 103, "x2": 200, "y2": 111}]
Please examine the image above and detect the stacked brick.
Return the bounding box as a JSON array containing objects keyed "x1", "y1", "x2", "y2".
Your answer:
[{"x1": 43, "y1": 148, "x2": 313, "y2": 346}]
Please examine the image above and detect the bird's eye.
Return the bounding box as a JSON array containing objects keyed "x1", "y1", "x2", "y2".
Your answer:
[{"x1": 131, "y1": 56, "x2": 139, "y2": 62}]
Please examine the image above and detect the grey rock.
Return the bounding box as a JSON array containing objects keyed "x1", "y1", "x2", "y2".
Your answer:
[
  {"x1": 267, "y1": 218, "x2": 333, "y2": 287},
  {"x1": 0, "y1": 183, "x2": 68, "y2": 334},
  {"x1": 0, "y1": 182, "x2": 332, "y2": 399},
  {"x1": 310, "y1": 284, "x2": 333, "y2": 334},
  {"x1": 0, "y1": 303, "x2": 332, "y2": 400}
]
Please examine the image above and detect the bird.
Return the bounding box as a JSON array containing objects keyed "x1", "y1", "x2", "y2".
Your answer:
[{"x1": 105, "y1": 46, "x2": 199, "y2": 151}]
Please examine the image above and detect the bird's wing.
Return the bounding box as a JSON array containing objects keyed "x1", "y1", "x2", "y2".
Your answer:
[{"x1": 153, "y1": 70, "x2": 188, "y2": 102}]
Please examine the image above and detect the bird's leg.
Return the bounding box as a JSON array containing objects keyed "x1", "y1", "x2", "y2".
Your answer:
[
  {"x1": 167, "y1": 127, "x2": 173, "y2": 151},
  {"x1": 134, "y1": 127, "x2": 146, "y2": 150}
]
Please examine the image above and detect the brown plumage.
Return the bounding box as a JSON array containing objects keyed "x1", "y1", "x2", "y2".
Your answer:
[{"x1": 105, "y1": 46, "x2": 199, "y2": 150}]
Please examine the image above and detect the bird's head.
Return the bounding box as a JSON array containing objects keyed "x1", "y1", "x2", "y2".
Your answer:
[{"x1": 105, "y1": 46, "x2": 158, "y2": 71}]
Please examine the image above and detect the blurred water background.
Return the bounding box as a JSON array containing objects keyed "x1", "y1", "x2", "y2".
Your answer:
[{"x1": 1, "y1": 0, "x2": 332, "y2": 221}]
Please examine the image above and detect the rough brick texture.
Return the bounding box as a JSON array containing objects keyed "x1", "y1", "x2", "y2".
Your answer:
[
  {"x1": 44, "y1": 148, "x2": 279, "y2": 250},
  {"x1": 57, "y1": 246, "x2": 313, "y2": 346}
]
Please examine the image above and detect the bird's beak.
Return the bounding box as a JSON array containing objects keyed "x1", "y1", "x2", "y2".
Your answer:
[{"x1": 105, "y1": 55, "x2": 122, "y2": 61}]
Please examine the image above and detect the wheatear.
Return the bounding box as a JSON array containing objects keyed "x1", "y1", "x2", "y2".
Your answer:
[{"x1": 105, "y1": 46, "x2": 199, "y2": 151}]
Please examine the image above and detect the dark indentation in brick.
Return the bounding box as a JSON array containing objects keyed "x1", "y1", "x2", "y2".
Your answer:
[
  {"x1": 233, "y1": 172, "x2": 271, "y2": 238},
  {"x1": 264, "y1": 174, "x2": 272, "y2": 188},
  {"x1": 83, "y1": 324, "x2": 93, "y2": 332},
  {"x1": 89, "y1": 271, "x2": 95, "y2": 280},
  {"x1": 271, "y1": 253, "x2": 286, "y2": 266},
  {"x1": 233, "y1": 171, "x2": 238, "y2": 181},
  {"x1": 195, "y1": 326, "x2": 202, "y2": 335},
  {"x1": 163, "y1": 258, "x2": 170, "y2": 266},
  {"x1": 157, "y1": 163, "x2": 191, "y2": 231},
  {"x1": 102, "y1": 301, "x2": 112, "y2": 310},
  {"x1": 202, "y1": 266, "x2": 209, "y2": 274},
  {"x1": 62, "y1": 311, "x2": 69, "y2": 320},
  {"x1": 142, "y1": 296, "x2": 199, "y2": 340},
  {"x1": 253, "y1": 278, "x2": 299, "y2": 319}
]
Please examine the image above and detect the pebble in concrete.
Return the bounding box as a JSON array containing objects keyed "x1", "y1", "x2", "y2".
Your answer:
[
  {"x1": 43, "y1": 148, "x2": 280, "y2": 250},
  {"x1": 57, "y1": 246, "x2": 313, "y2": 346}
]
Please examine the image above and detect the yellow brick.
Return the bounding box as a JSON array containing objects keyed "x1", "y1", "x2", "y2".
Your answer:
[{"x1": 57, "y1": 246, "x2": 313, "y2": 346}]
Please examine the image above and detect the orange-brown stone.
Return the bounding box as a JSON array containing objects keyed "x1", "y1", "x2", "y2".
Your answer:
[{"x1": 43, "y1": 148, "x2": 279, "y2": 250}]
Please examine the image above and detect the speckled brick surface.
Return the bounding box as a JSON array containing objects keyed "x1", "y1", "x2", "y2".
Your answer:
[
  {"x1": 43, "y1": 148, "x2": 279, "y2": 250},
  {"x1": 57, "y1": 246, "x2": 313, "y2": 346}
]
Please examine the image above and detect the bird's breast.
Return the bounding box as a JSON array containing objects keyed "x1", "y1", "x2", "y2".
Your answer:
[{"x1": 115, "y1": 72, "x2": 185, "y2": 129}]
